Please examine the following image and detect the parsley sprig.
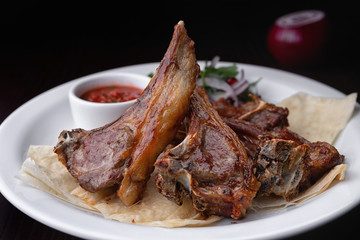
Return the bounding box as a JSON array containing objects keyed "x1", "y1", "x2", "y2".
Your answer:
[{"x1": 199, "y1": 60, "x2": 259, "y2": 103}]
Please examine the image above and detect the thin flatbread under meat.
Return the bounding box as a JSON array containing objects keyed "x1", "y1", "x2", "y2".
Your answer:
[
  {"x1": 18, "y1": 145, "x2": 222, "y2": 227},
  {"x1": 278, "y1": 92, "x2": 357, "y2": 143}
]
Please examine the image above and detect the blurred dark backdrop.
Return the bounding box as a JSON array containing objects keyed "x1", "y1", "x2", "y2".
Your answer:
[
  {"x1": 0, "y1": 1, "x2": 359, "y2": 239},
  {"x1": 1, "y1": 1, "x2": 359, "y2": 121}
]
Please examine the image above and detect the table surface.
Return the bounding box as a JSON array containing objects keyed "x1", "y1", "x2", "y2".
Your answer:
[{"x1": 1, "y1": 1, "x2": 359, "y2": 239}]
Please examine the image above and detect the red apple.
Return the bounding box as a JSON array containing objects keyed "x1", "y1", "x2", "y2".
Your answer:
[{"x1": 267, "y1": 10, "x2": 329, "y2": 67}]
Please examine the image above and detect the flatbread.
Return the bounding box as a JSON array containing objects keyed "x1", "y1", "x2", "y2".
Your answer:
[
  {"x1": 278, "y1": 92, "x2": 357, "y2": 143},
  {"x1": 17, "y1": 145, "x2": 221, "y2": 227}
]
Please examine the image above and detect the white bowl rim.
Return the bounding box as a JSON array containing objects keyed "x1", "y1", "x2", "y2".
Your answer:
[{"x1": 69, "y1": 72, "x2": 150, "y2": 107}]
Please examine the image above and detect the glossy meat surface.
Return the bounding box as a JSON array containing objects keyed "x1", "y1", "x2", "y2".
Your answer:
[
  {"x1": 214, "y1": 95, "x2": 289, "y2": 131},
  {"x1": 155, "y1": 87, "x2": 260, "y2": 219},
  {"x1": 54, "y1": 21, "x2": 199, "y2": 206},
  {"x1": 222, "y1": 100, "x2": 344, "y2": 200}
]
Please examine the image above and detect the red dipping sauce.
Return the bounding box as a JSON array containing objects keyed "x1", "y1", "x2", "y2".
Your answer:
[{"x1": 81, "y1": 85, "x2": 143, "y2": 103}]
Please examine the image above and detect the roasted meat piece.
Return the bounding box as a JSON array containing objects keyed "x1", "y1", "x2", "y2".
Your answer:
[
  {"x1": 217, "y1": 96, "x2": 290, "y2": 161},
  {"x1": 214, "y1": 95, "x2": 289, "y2": 131},
  {"x1": 155, "y1": 87, "x2": 260, "y2": 219},
  {"x1": 54, "y1": 21, "x2": 199, "y2": 206},
  {"x1": 224, "y1": 116, "x2": 344, "y2": 200},
  {"x1": 215, "y1": 96, "x2": 343, "y2": 200}
]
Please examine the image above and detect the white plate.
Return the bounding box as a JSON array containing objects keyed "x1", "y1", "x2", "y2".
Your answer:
[{"x1": 0, "y1": 62, "x2": 359, "y2": 240}]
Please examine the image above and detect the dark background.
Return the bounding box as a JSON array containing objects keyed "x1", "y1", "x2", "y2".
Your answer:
[{"x1": 1, "y1": 1, "x2": 359, "y2": 239}]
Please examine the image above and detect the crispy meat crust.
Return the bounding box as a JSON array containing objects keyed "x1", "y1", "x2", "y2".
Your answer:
[{"x1": 54, "y1": 21, "x2": 199, "y2": 206}]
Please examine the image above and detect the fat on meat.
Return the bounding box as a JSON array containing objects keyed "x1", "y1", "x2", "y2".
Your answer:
[
  {"x1": 155, "y1": 87, "x2": 260, "y2": 219},
  {"x1": 54, "y1": 21, "x2": 199, "y2": 206},
  {"x1": 220, "y1": 98, "x2": 344, "y2": 200}
]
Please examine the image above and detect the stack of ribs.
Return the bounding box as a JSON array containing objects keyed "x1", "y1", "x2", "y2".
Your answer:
[
  {"x1": 214, "y1": 96, "x2": 344, "y2": 200},
  {"x1": 54, "y1": 21, "x2": 344, "y2": 220},
  {"x1": 155, "y1": 87, "x2": 260, "y2": 219},
  {"x1": 54, "y1": 20, "x2": 199, "y2": 206}
]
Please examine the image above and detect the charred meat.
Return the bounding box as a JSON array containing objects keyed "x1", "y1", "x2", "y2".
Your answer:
[
  {"x1": 220, "y1": 98, "x2": 344, "y2": 200},
  {"x1": 214, "y1": 95, "x2": 289, "y2": 131},
  {"x1": 155, "y1": 87, "x2": 260, "y2": 219},
  {"x1": 54, "y1": 21, "x2": 199, "y2": 206}
]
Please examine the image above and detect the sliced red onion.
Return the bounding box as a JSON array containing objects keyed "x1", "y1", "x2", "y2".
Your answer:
[
  {"x1": 231, "y1": 69, "x2": 249, "y2": 96},
  {"x1": 210, "y1": 56, "x2": 220, "y2": 67},
  {"x1": 239, "y1": 69, "x2": 245, "y2": 82},
  {"x1": 231, "y1": 76, "x2": 246, "y2": 90},
  {"x1": 197, "y1": 77, "x2": 239, "y2": 106},
  {"x1": 235, "y1": 83, "x2": 249, "y2": 96},
  {"x1": 199, "y1": 58, "x2": 253, "y2": 105},
  {"x1": 232, "y1": 80, "x2": 249, "y2": 96}
]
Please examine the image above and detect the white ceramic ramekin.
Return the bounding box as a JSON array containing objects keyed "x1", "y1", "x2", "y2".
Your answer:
[{"x1": 69, "y1": 71, "x2": 150, "y2": 129}]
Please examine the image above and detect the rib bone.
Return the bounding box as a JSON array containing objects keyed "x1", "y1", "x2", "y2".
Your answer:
[{"x1": 54, "y1": 21, "x2": 199, "y2": 206}]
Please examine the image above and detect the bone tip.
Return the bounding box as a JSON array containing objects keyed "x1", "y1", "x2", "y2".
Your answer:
[{"x1": 177, "y1": 20, "x2": 185, "y2": 27}]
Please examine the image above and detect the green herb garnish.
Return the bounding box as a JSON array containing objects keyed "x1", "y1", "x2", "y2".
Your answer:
[{"x1": 200, "y1": 64, "x2": 238, "y2": 81}]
